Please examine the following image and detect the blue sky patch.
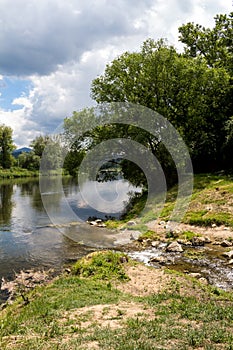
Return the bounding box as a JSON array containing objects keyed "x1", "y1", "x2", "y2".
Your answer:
[{"x1": 0, "y1": 77, "x2": 32, "y2": 110}]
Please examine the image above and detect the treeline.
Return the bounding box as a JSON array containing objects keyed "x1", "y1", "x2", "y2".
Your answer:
[{"x1": 1, "y1": 13, "x2": 232, "y2": 185}]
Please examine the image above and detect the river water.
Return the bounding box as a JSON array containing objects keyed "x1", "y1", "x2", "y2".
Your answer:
[{"x1": 0, "y1": 177, "x2": 139, "y2": 281}]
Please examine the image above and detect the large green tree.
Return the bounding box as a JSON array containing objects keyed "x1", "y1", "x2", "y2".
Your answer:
[
  {"x1": 178, "y1": 12, "x2": 233, "y2": 171},
  {"x1": 91, "y1": 38, "x2": 231, "y2": 172},
  {"x1": 0, "y1": 124, "x2": 15, "y2": 169}
]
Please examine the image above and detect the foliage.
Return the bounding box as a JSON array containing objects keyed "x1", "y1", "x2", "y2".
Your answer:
[
  {"x1": 91, "y1": 36, "x2": 232, "y2": 173},
  {"x1": 72, "y1": 251, "x2": 129, "y2": 281},
  {"x1": 178, "y1": 12, "x2": 233, "y2": 172},
  {"x1": 18, "y1": 151, "x2": 41, "y2": 170},
  {"x1": 0, "y1": 124, "x2": 15, "y2": 169},
  {"x1": 178, "y1": 12, "x2": 233, "y2": 72},
  {"x1": 0, "y1": 167, "x2": 38, "y2": 179},
  {"x1": 30, "y1": 135, "x2": 63, "y2": 171}
]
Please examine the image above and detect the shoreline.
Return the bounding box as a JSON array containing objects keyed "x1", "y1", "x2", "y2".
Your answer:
[{"x1": 1, "y1": 220, "x2": 233, "y2": 307}]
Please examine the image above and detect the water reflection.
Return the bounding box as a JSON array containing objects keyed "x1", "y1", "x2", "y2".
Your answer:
[
  {"x1": 0, "y1": 177, "x2": 139, "y2": 280},
  {"x1": 0, "y1": 182, "x2": 14, "y2": 225}
]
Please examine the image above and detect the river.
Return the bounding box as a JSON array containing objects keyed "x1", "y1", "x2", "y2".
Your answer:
[{"x1": 0, "y1": 176, "x2": 139, "y2": 281}]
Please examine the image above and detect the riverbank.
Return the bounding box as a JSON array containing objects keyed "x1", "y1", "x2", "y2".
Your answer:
[
  {"x1": 1, "y1": 173, "x2": 233, "y2": 348},
  {"x1": 0, "y1": 167, "x2": 38, "y2": 179},
  {"x1": 1, "y1": 250, "x2": 233, "y2": 349},
  {"x1": 0, "y1": 167, "x2": 68, "y2": 178}
]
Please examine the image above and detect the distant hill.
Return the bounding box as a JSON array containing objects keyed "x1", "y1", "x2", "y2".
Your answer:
[{"x1": 12, "y1": 147, "x2": 32, "y2": 158}]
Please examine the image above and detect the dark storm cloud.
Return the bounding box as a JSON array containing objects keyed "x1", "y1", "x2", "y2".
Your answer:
[{"x1": 0, "y1": 0, "x2": 155, "y2": 76}]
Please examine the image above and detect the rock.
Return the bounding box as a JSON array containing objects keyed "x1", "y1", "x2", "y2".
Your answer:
[
  {"x1": 211, "y1": 224, "x2": 217, "y2": 228},
  {"x1": 149, "y1": 256, "x2": 167, "y2": 265},
  {"x1": 89, "y1": 221, "x2": 98, "y2": 226},
  {"x1": 166, "y1": 241, "x2": 183, "y2": 253},
  {"x1": 127, "y1": 220, "x2": 137, "y2": 226},
  {"x1": 159, "y1": 220, "x2": 166, "y2": 226},
  {"x1": 151, "y1": 241, "x2": 160, "y2": 248},
  {"x1": 224, "y1": 227, "x2": 230, "y2": 231},
  {"x1": 88, "y1": 219, "x2": 106, "y2": 228},
  {"x1": 189, "y1": 273, "x2": 202, "y2": 279},
  {"x1": 222, "y1": 250, "x2": 233, "y2": 259},
  {"x1": 191, "y1": 236, "x2": 206, "y2": 246},
  {"x1": 177, "y1": 239, "x2": 192, "y2": 246},
  {"x1": 204, "y1": 237, "x2": 212, "y2": 243},
  {"x1": 227, "y1": 259, "x2": 233, "y2": 265},
  {"x1": 119, "y1": 256, "x2": 128, "y2": 263},
  {"x1": 221, "y1": 240, "x2": 232, "y2": 247},
  {"x1": 97, "y1": 223, "x2": 106, "y2": 228},
  {"x1": 212, "y1": 240, "x2": 222, "y2": 245},
  {"x1": 199, "y1": 277, "x2": 208, "y2": 285}
]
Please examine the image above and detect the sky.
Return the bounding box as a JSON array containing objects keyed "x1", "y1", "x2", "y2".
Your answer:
[{"x1": 0, "y1": 0, "x2": 232, "y2": 147}]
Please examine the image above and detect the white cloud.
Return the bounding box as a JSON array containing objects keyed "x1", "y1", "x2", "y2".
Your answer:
[{"x1": 0, "y1": 0, "x2": 231, "y2": 147}]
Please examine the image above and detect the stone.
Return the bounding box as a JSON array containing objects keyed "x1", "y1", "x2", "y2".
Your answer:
[
  {"x1": 151, "y1": 241, "x2": 160, "y2": 248},
  {"x1": 227, "y1": 259, "x2": 233, "y2": 265},
  {"x1": 177, "y1": 239, "x2": 192, "y2": 246},
  {"x1": 159, "y1": 220, "x2": 166, "y2": 226},
  {"x1": 222, "y1": 250, "x2": 233, "y2": 259},
  {"x1": 221, "y1": 240, "x2": 232, "y2": 247},
  {"x1": 212, "y1": 240, "x2": 222, "y2": 245},
  {"x1": 212, "y1": 224, "x2": 217, "y2": 228},
  {"x1": 166, "y1": 241, "x2": 183, "y2": 253},
  {"x1": 189, "y1": 273, "x2": 202, "y2": 279},
  {"x1": 204, "y1": 237, "x2": 212, "y2": 243},
  {"x1": 89, "y1": 221, "x2": 98, "y2": 226},
  {"x1": 127, "y1": 220, "x2": 137, "y2": 226},
  {"x1": 199, "y1": 277, "x2": 208, "y2": 285},
  {"x1": 149, "y1": 256, "x2": 167, "y2": 265},
  {"x1": 191, "y1": 236, "x2": 206, "y2": 246}
]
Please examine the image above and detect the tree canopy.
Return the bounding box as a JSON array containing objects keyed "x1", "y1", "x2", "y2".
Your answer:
[{"x1": 90, "y1": 14, "x2": 232, "y2": 173}]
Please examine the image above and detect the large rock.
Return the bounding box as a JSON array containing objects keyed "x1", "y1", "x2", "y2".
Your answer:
[
  {"x1": 166, "y1": 241, "x2": 183, "y2": 253},
  {"x1": 191, "y1": 236, "x2": 206, "y2": 246},
  {"x1": 149, "y1": 256, "x2": 167, "y2": 265},
  {"x1": 221, "y1": 240, "x2": 232, "y2": 247},
  {"x1": 222, "y1": 250, "x2": 233, "y2": 259}
]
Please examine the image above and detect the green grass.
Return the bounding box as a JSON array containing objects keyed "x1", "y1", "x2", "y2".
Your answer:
[
  {"x1": 120, "y1": 174, "x2": 233, "y2": 228},
  {"x1": 1, "y1": 251, "x2": 233, "y2": 349},
  {"x1": 72, "y1": 251, "x2": 129, "y2": 281},
  {"x1": 0, "y1": 167, "x2": 38, "y2": 178}
]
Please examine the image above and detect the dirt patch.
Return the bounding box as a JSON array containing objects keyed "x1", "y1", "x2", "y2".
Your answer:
[
  {"x1": 115, "y1": 264, "x2": 171, "y2": 296},
  {"x1": 60, "y1": 301, "x2": 154, "y2": 330}
]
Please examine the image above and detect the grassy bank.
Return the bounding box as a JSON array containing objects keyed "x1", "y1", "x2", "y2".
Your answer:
[
  {"x1": 1, "y1": 251, "x2": 233, "y2": 349},
  {"x1": 120, "y1": 173, "x2": 233, "y2": 228},
  {"x1": 0, "y1": 167, "x2": 38, "y2": 179},
  {"x1": 0, "y1": 168, "x2": 68, "y2": 179}
]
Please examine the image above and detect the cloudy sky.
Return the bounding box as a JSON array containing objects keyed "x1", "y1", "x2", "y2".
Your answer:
[{"x1": 0, "y1": 0, "x2": 232, "y2": 147}]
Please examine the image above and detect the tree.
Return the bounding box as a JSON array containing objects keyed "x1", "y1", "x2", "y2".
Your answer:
[
  {"x1": 178, "y1": 12, "x2": 233, "y2": 171},
  {"x1": 18, "y1": 151, "x2": 40, "y2": 170},
  {"x1": 178, "y1": 12, "x2": 233, "y2": 72},
  {"x1": 0, "y1": 124, "x2": 15, "y2": 169},
  {"x1": 91, "y1": 38, "x2": 231, "y2": 172},
  {"x1": 30, "y1": 135, "x2": 63, "y2": 171}
]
